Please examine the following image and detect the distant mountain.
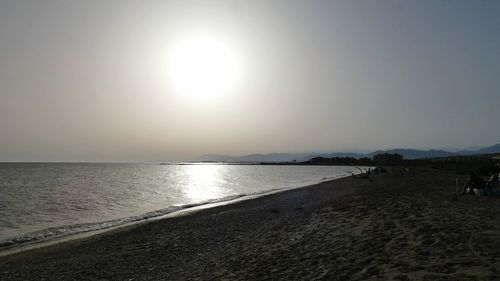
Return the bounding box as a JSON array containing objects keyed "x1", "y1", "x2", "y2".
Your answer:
[
  {"x1": 463, "y1": 146, "x2": 486, "y2": 151},
  {"x1": 195, "y1": 143, "x2": 500, "y2": 163},
  {"x1": 196, "y1": 151, "x2": 374, "y2": 163},
  {"x1": 473, "y1": 143, "x2": 500, "y2": 154},
  {"x1": 195, "y1": 153, "x2": 319, "y2": 163},
  {"x1": 441, "y1": 146, "x2": 485, "y2": 152},
  {"x1": 316, "y1": 152, "x2": 367, "y2": 159}
]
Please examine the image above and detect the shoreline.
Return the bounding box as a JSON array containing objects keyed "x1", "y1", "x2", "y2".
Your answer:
[
  {"x1": 0, "y1": 172, "x2": 357, "y2": 258},
  {"x1": 2, "y1": 168, "x2": 500, "y2": 280},
  {"x1": 0, "y1": 173, "x2": 347, "y2": 257}
]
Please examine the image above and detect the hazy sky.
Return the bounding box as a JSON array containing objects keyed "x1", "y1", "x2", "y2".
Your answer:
[{"x1": 1, "y1": 0, "x2": 499, "y2": 161}]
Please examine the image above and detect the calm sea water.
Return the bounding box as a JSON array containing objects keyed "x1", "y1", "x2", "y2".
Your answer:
[{"x1": 0, "y1": 163, "x2": 360, "y2": 248}]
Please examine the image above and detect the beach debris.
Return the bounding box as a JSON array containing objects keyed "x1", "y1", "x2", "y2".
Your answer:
[
  {"x1": 372, "y1": 167, "x2": 387, "y2": 174},
  {"x1": 349, "y1": 167, "x2": 373, "y2": 179}
]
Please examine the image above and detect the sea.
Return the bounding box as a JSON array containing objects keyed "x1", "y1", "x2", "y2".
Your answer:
[{"x1": 0, "y1": 163, "x2": 361, "y2": 250}]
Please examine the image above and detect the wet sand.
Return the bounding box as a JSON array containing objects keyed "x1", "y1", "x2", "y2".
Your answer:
[{"x1": 1, "y1": 168, "x2": 500, "y2": 280}]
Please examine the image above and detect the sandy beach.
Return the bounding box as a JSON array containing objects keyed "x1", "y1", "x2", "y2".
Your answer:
[{"x1": 1, "y1": 167, "x2": 499, "y2": 280}]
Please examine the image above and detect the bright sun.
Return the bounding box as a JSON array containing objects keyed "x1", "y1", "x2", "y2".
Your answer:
[{"x1": 167, "y1": 34, "x2": 242, "y2": 99}]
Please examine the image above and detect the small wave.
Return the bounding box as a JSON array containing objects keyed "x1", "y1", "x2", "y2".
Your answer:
[
  {"x1": 0, "y1": 192, "x2": 264, "y2": 251},
  {"x1": 0, "y1": 173, "x2": 353, "y2": 252}
]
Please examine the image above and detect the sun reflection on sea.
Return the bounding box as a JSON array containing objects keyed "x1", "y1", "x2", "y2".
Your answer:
[{"x1": 182, "y1": 164, "x2": 226, "y2": 202}]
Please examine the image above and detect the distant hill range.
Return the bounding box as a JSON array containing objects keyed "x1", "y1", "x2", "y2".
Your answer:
[{"x1": 195, "y1": 143, "x2": 500, "y2": 163}]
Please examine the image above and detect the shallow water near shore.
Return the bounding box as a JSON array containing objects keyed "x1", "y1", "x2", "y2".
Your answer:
[{"x1": 0, "y1": 163, "x2": 361, "y2": 249}]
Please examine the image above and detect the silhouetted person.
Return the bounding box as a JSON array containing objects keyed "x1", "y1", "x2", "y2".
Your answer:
[
  {"x1": 462, "y1": 171, "x2": 485, "y2": 195},
  {"x1": 485, "y1": 172, "x2": 499, "y2": 195}
]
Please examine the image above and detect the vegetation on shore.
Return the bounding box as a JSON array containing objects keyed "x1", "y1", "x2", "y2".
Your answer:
[{"x1": 264, "y1": 152, "x2": 500, "y2": 176}]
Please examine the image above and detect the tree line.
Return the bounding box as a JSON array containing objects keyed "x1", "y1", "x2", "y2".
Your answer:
[
  {"x1": 303, "y1": 153, "x2": 500, "y2": 176},
  {"x1": 305, "y1": 153, "x2": 404, "y2": 166}
]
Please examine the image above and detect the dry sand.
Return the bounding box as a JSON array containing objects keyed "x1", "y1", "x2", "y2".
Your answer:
[{"x1": 1, "y1": 167, "x2": 500, "y2": 280}]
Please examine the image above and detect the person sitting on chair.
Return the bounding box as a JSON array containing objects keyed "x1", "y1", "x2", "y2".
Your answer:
[
  {"x1": 462, "y1": 171, "x2": 485, "y2": 195},
  {"x1": 486, "y1": 171, "x2": 499, "y2": 195}
]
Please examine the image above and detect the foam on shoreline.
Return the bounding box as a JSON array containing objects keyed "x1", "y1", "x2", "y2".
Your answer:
[{"x1": 0, "y1": 173, "x2": 354, "y2": 257}]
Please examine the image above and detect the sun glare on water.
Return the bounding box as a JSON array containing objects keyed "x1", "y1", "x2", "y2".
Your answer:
[{"x1": 167, "y1": 33, "x2": 243, "y2": 100}]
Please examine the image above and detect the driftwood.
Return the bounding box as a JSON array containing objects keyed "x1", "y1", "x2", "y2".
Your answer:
[{"x1": 348, "y1": 167, "x2": 371, "y2": 179}]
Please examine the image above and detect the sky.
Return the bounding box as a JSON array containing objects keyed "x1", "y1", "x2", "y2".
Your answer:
[{"x1": 0, "y1": 0, "x2": 499, "y2": 162}]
